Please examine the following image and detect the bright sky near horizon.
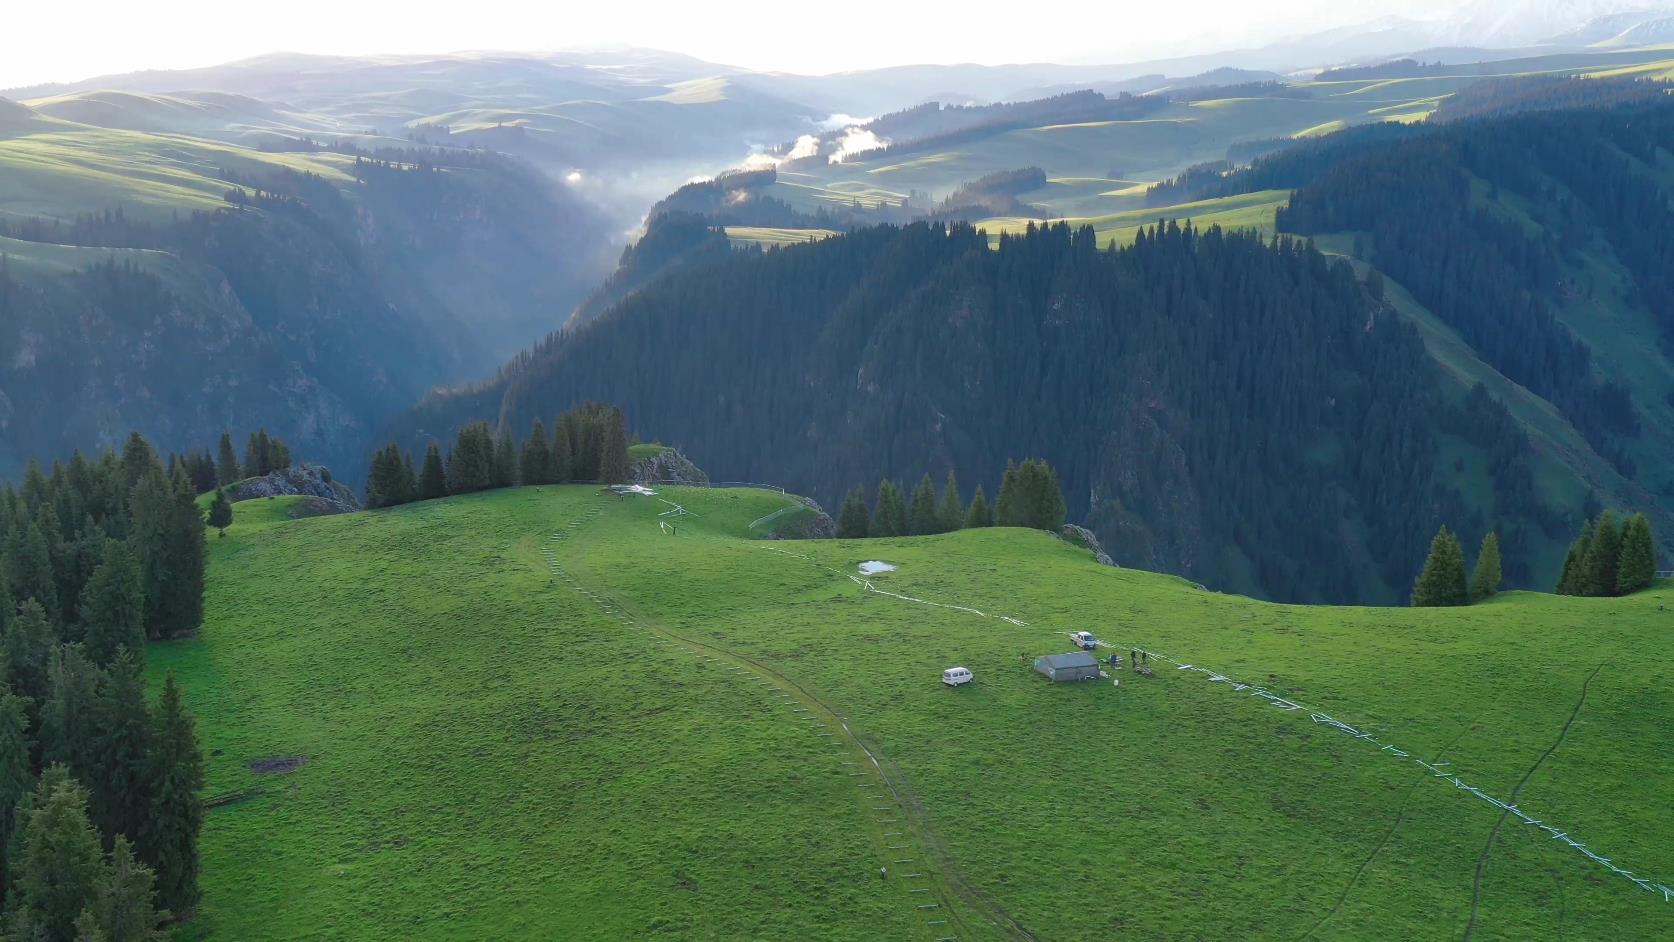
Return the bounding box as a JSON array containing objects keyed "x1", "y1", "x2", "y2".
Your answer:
[{"x1": 4, "y1": 0, "x2": 1467, "y2": 89}]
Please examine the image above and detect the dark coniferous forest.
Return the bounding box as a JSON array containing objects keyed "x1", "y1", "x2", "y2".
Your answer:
[{"x1": 394, "y1": 220, "x2": 1552, "y2": 603}]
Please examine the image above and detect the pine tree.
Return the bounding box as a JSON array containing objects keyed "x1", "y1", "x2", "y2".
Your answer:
[
  {"x1": 4, "y1": 601, "x2": 55, "y2": 728},
  {"x1": 937, "y1": 471, "x2": 965, "y2": 532},
  {"x1": 1616, "y1": 513, "x2": 1656, "y2": 596},
  {"x1": 493, "y1": 428, "x2": 519, "y2": 489},
  {"x1": 205, "y1": 488, "x2": 232, "y2": 537},
  {"x1": 143, "y1": 674, "x2": 202, "y2": 918},
  {"x1": 836, "y1": 488, "x2": 870, "y2": 539},
  {"x1": 417, "y1": 444, "x2": 447, "y2": 501},
  {"x1": 9, "y1": 520, "x2": 60, "y2": 624},
  {"x1": 87, "y1": 655, "x2": 152, "y2": 853},
  {"x1": 994, "y1": 460, "x2": 1022, "y2": 527},
  {"x1": 399, "y1": 451, "x2": 417, "y2": 504},
  {"x1": 908, "y1": 474, "x2": 941, "y2": 536},
  {"x1": 118, "y1": 435, "x2": 157, "y2": 491},
  {"x1": 0, "y1": 689, "x2": 33, "y2": 900},
  {"x1": 599, "y1": 409, "x2": 631, "y2": 485},
  {"x1": 41, "y1": 645, "x2": 105, "y2": 787},
  {"x1": 446, "y1": 423, "x2": 496, "y2": 494},
  {"x1": 268, "y1": 438, "x2": 291, "y2": 472},
  {"x1": 1022, "y1": 459, "x2": 1068, "y2": 531},
  {"x1": 1411, "y1": 525, "x2": 1468, "y2": 607},
  {"x1": 1582, "y1": 511, "x2": 1622, "y2": 597},
  {"x1": 86, "y1": 836, "x2": 165, "y2": 941},
  {"x1": 520, "y1": 421, "x2": 554, "y2": 485},
  {"x1": 965, "y1": 485, "x2": 993, "y2": 529},
  {"x1": 1557, "y1": 519, "x2": 1594, "y2": 595},
  {"x1": 550, "y1": 418, "x2": 573, "y2": 484},
  {"x1": 78, "y1": 538, "x2": 143, "y2": 669},
  {"x1": 1470, "y1": 531, "x2": 1502, "y2": 602},
  {"x1": 8, "y1": 772, "x2": 106, "y2": 941},
  {"x1": 872, "y1": 480, "x2": 908, "y2": 538},
  {"x1": 214, "y1": 434, "x2": 240, "y2": 486}
]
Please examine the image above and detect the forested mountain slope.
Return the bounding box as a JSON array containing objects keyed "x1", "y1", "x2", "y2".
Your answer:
[
  {"x1": 0, "y1": 103, "x2": 612, "y2": 477},
  {"x1": 393, "y1": 221, "x2": 1560, "y2": 603}
]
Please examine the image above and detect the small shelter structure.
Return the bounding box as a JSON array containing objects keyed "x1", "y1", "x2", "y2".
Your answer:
[{"x1": 1034, "y1": 652, "x2": 1100, "y2": 682}]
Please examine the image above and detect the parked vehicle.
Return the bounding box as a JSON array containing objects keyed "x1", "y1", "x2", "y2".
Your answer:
[
  {"x1": 1071, "y1": 631, "x2": 1098, "y2": 650},
  {"x1": 942, "y1": 667, "x2": 974, "y2": 687}
]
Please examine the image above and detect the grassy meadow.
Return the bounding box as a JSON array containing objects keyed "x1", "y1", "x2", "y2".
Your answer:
[{"x1": 153, "y1": 486, "x2": 1674, "y2": 940}]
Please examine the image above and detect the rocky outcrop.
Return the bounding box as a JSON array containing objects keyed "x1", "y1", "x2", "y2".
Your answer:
[
  {"x1": 633, "y1": 448, "x2": 711, "y2": 486},
  {"x1": 1060, "y1": 524, "x2": 1117, "y2": 567},
  {"x1": 227, "y1": 464, "x2": 361, "y2": 514},
  {"x1": 759, "y1": 496, "x2": 836, "y2": 540}
]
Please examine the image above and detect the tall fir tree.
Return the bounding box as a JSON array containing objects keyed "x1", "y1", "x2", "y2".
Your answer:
[
  {"x1": 41, "y1": 645, "x2": 105, "y2": 788},
  {"x1": 908, "y1": 474, "x2": 941, "y2": 536},
  {"x1": 1470, "y1": 531, "x2": 1502, "y2": 602},
  {"x1": 446, "y1": 423, "x2": 496, "y2": 494},
  {"x1": 1556, "y1": 519, "x2": 1594, "y2": 595},
  {"x1": 1411, "y1": 525, "x2": 1468, "y2": 607},
  {"x1": 0, "y1": 689, "x2": 33, "y2": 902},
  {"x1": 994, "y1": 461, "x2": 1022, "y2": 527},
  {"x1": 493, "y1": 428, "x2": 519, "y2": 490},
  {"x1": 836, "y1": 488, "x2": 870, "y2": 539},
  {"x1": 520, "y1": 421, "x2": 554, "y2": 486},
  {"x1": 1582, "y1": 511, "x2": 1622, "y2": 597},
  {"x1": 91, "y1": 656, "x2": 153, "y2": 852},
  {"x1": 4, "y1": 601, "x2": 55, "y2": 733},
  {"x1": 143, "y1": 674, "x2": 202, "y2": 919},
  {"x1": 937, "y1": 471, "x2": 965, "y2": 532},
  {"x1": 86, "y1": 836, "x2": 166, "y2": 941},
  {"x1": 205, "y1": 488, "x2": 232, "y2": 538},
  {"x1": 1616, "y1": 512, "x2": 1656, "y2": 596},
  {"x1": 7, "y1": 772, "x2": 106, "y2": 941},
  {"x1": 9, "y1": 520, "x2": 60, "y2": 624},
  {"x1": 965, "y1": 485, "x2": 993, "y2": 529},
  {"x1": 872, "y1": 480, "x2": 908, "y2": 538},
  {"x1": 78, "y1": 538, "x2": 143, "y2": 669},
  {"x1": 417, "y1": 444, "x2": 447, "y2": 501},
  {"x1": 599, "y1": 409, "x2": 632, "y2": 485},
  {"x1": 118, "y1": 434, "x2": 157, "y2": 491},
  {"x1": 550, "y1": 418, "x2": 574, "y2": 484},
  {"x1": 214, "y1": 434, "x2": 240, "y2": 486}
]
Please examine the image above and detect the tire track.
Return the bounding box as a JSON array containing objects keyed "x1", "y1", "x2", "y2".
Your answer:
[
  {"x1": 541, "y1": 498, "x2": 1028, "y2": 942},
  {"x1": 1462, "y1": 662, "x2": 1603, "y2": 942},
  {"x1": 1301, "y1": 718, "x2": 1479, "y2": 940}
]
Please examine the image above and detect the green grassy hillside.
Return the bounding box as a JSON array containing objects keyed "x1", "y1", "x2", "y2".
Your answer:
[{"x1": 154, "y1": 485, "x2": 1674, "y2": 940}]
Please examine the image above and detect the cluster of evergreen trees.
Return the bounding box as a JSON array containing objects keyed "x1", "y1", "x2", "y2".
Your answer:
[
  {"x1": 1411, "y1": 528, "x2": 1502, "y2": 607},
  {"x1": 0, "y1": 432, "x2": 206, "y2": 936},
  {"x1": 367, "y1": 404, "x2": 632, "y2": 509},
  {"x1": 1556, "y1": 511, "x2": 1658, "y2": 597},
  {"x1": 394, "y1": 217, "x2": 1541, "y2": 603},
  {"x1": 164, "y1": 430, "x2": 294, "y2": 498},
  {"x1": 836, "y1": 460, "x2": 1066, "y2": 538}
]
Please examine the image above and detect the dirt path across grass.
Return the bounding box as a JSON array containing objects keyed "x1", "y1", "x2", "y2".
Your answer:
[{"x1": 538, "y1": 499, "x2": 1032, "y2": 942}]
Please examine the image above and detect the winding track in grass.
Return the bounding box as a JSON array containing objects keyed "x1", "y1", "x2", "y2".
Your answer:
[
  {"x1": 542, "y1": 497, "x2": 1034, "y2": 942},
  {"x1": 1461, "y1": 662, "x2": 1604, "y2": 942}
]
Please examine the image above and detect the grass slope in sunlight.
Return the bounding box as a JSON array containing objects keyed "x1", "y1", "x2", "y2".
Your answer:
[{"x1": 156, "y1": 485, "x2": 1674, "y2": 940}]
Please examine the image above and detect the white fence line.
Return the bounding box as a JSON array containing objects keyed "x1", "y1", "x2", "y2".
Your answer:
[{"x1": 757, "y1": 544, "x2": 1673, "y2": 904}]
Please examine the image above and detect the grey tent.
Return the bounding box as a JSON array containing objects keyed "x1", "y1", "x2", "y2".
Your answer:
[{"x1": 1034, "y1": 652, "x2": 1100, "y2": 682}]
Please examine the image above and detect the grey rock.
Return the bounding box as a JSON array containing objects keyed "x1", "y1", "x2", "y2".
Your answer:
[
  {"x1": 227, "y1": 463, "x2": 361, "y2": 513},
  {"x1": 1060, "y1": 523, "x2": 1117, "y2": 567},
  {"x1": 633, "y1": 448, "x2": 711, "y2": 486}
]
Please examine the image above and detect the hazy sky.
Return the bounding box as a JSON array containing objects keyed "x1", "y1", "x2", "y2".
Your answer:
[{"x1": 5, "y1": 0, "x2": 1467, "y2": 89}]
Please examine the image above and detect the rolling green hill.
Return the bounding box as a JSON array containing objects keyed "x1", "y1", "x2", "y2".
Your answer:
[{"x1": 154, "y1": 485, "x2": 1674, "y2": 939}]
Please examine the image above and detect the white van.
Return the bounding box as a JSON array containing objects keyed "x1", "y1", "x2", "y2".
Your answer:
[
  {"x1": 1071, "y1": 631, "x2": 1098, "y2": 650},
  {"x1": 942, "y1": 667, "x2": 974, "y2": 687}
]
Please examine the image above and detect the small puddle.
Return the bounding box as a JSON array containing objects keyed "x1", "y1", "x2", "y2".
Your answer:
[{"x1": 858, "y1": 561, "x2": 897, "y2": 575}]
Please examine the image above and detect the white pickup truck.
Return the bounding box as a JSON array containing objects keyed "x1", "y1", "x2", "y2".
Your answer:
[{"x1": 1070, "y1": 631, "x2": 1098, "y2": 650}]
